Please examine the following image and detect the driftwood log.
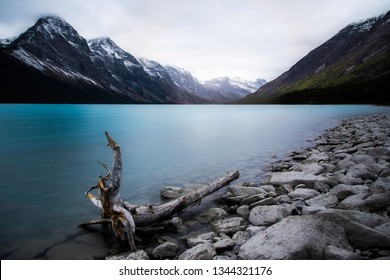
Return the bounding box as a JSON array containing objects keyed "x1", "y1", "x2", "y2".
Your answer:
[{"x1": 81, "y1": 131, "x2": 239, "y2": 251}]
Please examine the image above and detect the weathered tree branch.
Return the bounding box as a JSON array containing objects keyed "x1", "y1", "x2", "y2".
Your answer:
[{"x1": 81, "y1": 131, "x2": 239, "y2": 251}]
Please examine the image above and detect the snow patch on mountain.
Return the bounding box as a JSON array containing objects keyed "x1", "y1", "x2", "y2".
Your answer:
[
  {"x1": 138, "y1": 58, "x2": 166, "y2": 78},
  {"x1": 347, "y1": 14, "x2": 386, "y2": 35},
  {"x1": 203, "y1": 76, "x2": 266, "y2": 96},
  {"x1": 12, "y1": 48, "x2": 46, "y2": 71},
  {"x1": 37, "y1": 16, "x2": 80, "y2": 40}
]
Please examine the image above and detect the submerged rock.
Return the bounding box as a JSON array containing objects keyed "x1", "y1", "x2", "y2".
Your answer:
[
  {"x1": 161, "y1": 186, "x2": 185, "y2": 199},
  {"x1": 196, "y1": 207, "x2": 228, "y2": 223}
]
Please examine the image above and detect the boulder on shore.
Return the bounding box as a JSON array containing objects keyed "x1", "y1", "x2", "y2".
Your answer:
[
  {"x1": 264, "y1": 171, "x2": 326, "y2": 188},
  {"x1": 238, "y1": 215, "x2": 352, "y2": 260}
]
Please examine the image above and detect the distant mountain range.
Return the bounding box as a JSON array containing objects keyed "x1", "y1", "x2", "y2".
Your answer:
[
  {"x1": 0, "y1": 16, "x2": 265, "y2": 104},
  {"x1": 2, "y1": 11, "x2": 389, "y2": 105},
  {"x1": 240, "y1": 10, "x2": 390, "y2": 104}
]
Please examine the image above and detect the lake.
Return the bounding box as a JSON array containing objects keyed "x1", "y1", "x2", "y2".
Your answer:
[{"x1": 1, "y1": 104, "x2": 389, "y2": 259}]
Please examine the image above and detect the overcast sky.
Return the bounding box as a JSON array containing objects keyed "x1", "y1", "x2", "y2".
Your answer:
[{"x1": 0, "y1": 0, "x2": 389, "y2": 81}]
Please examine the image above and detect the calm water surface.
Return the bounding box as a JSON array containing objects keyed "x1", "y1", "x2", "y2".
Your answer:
[{"x1": 1, "y1": 104, "x2": 389, "y2": 259}]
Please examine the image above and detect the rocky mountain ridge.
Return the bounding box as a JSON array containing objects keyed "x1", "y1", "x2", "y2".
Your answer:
[
  {"x1": 0, "y1": 16, "x2": 264, "y2": 104},
  {"x1": 240, "y1": 11, "x2": 390, "y2": 104}
]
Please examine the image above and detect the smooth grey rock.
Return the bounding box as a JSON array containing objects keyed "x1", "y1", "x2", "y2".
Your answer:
[
  {"x1": 249, "y1": 197, "x2": 275, "y2": 208},
  {"x1": 378, "y1": 250, "x2": 390, "y2": 257},
  {"x1": 106, "y1": 250, "x2": 149, "y2": 260},
  {"x1": 313, "y1": 182, "x2": 331, "y2": 193},
  {"x1": 337, "y1": 175, "x2": 364, "y2": 185},
  {"x1": 273, "y1": 194, "x2": 292, "y2": 204},
  {"x1": 240, "y1": 194, "x2": 267, "y2": 206},
  {"x1": 238, "y1": 215, "x2": 351, "y2": 260},
  {"x1": 160, "y1": 186, "x2": 185, "y2": 198},
  {"x1": 276, "y1": 184, "x2": 294, "y2": 195},
  {"x1": 352, "y1": 154, "x2": 376, "y2": 167},
  {"x1": 324, "y1": 245, "x2": 362, "y2": 260},
  {"x1": 306, "y1": 151, "x2": 330, "y2": 163},
  {"x1": 288, "y1": 188, "x2": 321, "y2": 200},
  {"x1": 318, "y1": 209, "x2": 388, "y2": 228},
  {"x1": 375, "y1": 223, "x2": 390, "y2": 236},
  {"x1": 213, "y1": 251, "x2": 237, "y2": 260},
  {"x1": 152, "y1": 242, "x2": 180, "y2": 259},
  {"x1": 187, "y1": 232, "x2": 216, "y2": 247},
  {"x1": 317, "y1": 212, "x2": 390, "y2": 250},
  {"x1": 329, "y1": 184, "x2": 369, "y2": 200},
  {"x1": 334, "y1": 147, "x2": 358, "y2": 154},
  {"x1": 236, "y1": 205, "x2": 250, "y2": 219},
  {"x1": 321, "y1": 163, "x2": 336, "y2": 173},
  {"x1": 260, "y1": 185, "x2": 276, "y2": 193},
  {"x1": 227, "y1": 186, "x2": 267, "y2": 197},
  {"x1": 196, "y1": 207, "x2": 228, "y2": 223},
  {"x1": 211, "y1": 217, "x2": 246, "y2": 235},
  {"x1": 346, "y1": 164, "x2": 378, "y2": 181},
  {"x1": 335, "y1": 155, "x2": 354, "y2": 171},
  {"x1": 294, "y1": 183, "x2": 309, "y2": 190},
  {"x1": 379, "y1": 168, "x2": 390, "y2": 177},
  {"x1": 296, "y1": 163, "x2": 325, "y2": 175},
  {"x1": 365, "y1": 147, "x2": 390, "y2": 159},
  {"x1": 306, "y1": 193, "x2": 339, "y2": 208},
  {"x1": 213, "y1": 239, "x2": 235, "y2": 253},
  {"x1": 371, "y1": 177, "x2": 390, "y2": 192},
  {"x1": 178, "y1": 243, "x2": 216, "y2": 260},
  {"x1": 246, "y1": 226, "x2": 266, "y2": 237},
  {"x1": 249, "y1": 205, "x2": 289, "y2": 226},
  {"x1": 336, "y1": 193, "x2": 367, "y2": 210},
  {"x1": 301, "y1": 206, "x2": 326, "y2": 215},
  {"x1": 323, "y1": 176, "x2": 339, "y2": 187},
  {"x1": 265, "y1": 171, "x2": 326, "y2": 188},
  {"x1": 232, "y1": 231, "x2": 250, "y2": 246},
  {"x1": 337, "y1": 191, "x2": 390, "y2": 212},
  {"x1": 225, "y1": 195, "x2": 247, "y2": 204}
]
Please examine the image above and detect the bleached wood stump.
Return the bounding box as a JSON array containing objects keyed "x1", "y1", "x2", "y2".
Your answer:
[{"x1": 81, "y1": 131, "x2": 239, "y2": 251}]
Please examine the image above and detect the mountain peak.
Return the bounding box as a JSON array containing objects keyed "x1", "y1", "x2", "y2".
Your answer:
[
  {"x1": 38, "y1": 15, "x2": 68, "y2": 25},
  {"x1": 88, "y1": 37, "x2": 114, "y2": 45},
  {"x1": 32, "y1": 16, "x2": 79, "y2": 39},
  {"x1": 88, "y1": 36, "x2": 122, "y2": 55},
  {"x1": 203, "y1": 76, "x2": 266, "y2": 96}
]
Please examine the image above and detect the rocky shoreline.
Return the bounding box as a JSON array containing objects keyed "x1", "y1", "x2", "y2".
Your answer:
[{"x1": 107, "y1": 113, "x2": 390, "y2": 260}]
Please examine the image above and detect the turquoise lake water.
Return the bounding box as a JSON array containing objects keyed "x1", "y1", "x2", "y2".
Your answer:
[{"x1": 1, "y1": 104, "x2": 389, "y2": 259}]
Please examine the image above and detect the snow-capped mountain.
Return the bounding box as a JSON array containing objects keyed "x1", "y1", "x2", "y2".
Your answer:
[
  {"x1": 0, "y1": 16, "x2": 265, "y2": 104},
  {"x1": 8, "y1": 16, "x2": 106, "y2": 88},
  {"x1": 203, "y1": 77, "x2": 267, "y2": 99},
  {"x1": 87, "y1": 37, "x2": 176, "y2": 103},
  {"x1": 88, "y1": 37, "x2": 143, "y2": 73},
  {"x1": 138, "y1": 58, "x2": 265, "y2": 102}
]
